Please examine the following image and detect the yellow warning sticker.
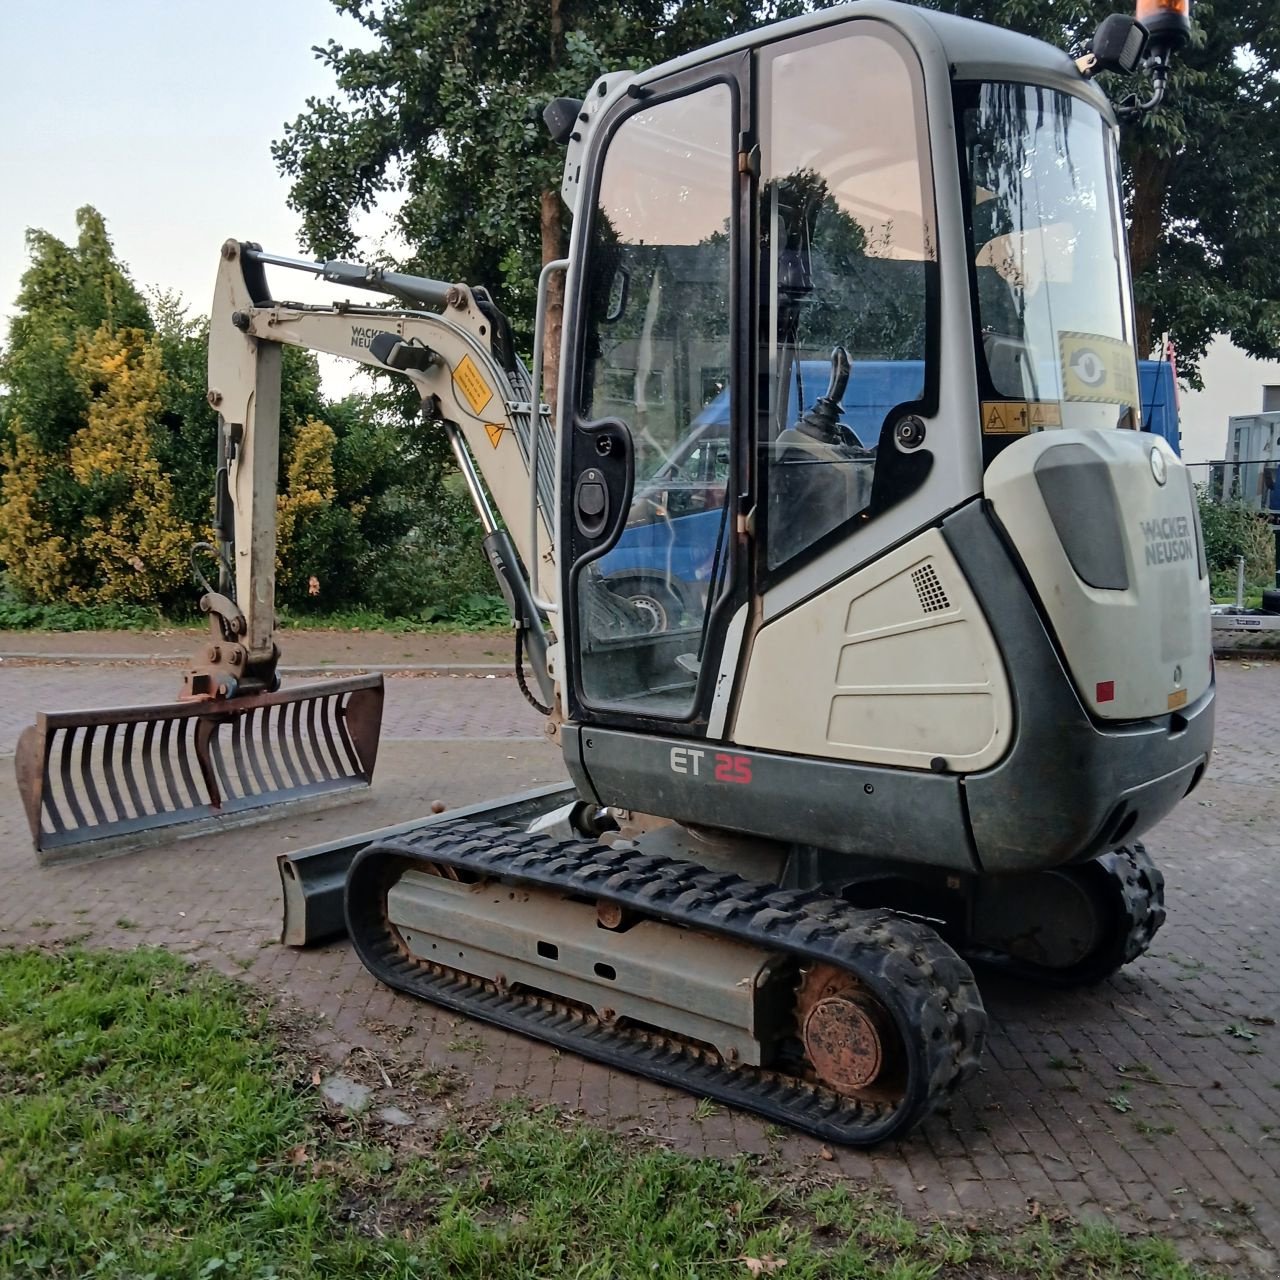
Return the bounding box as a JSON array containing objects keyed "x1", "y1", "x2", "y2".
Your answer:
[
  {"x1": 982, "y1": 401, "x2": 1031, "y2": 434},
  {"x1": 1059, "y1": 332, "x2": 1140, "y2": 407},
  {"x1": 1168, "y1": 688, "x2": 1188, "y2": 711},
  {"x1": 484, "y1": 423, "x2": 505, "y2": 449},
  {"x1": 1029, "y1": 401, "x2": 1063, "y2": 429},
  {"x1": 452, "y1": 355, "x2": 493, "y2": 415}
]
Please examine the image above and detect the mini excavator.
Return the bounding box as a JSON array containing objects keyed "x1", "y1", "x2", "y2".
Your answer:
[{"x1": 19, "y1": 0, "x2": 1211, "y2": 1143}]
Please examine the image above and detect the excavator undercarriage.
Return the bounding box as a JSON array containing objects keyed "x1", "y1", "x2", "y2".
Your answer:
[{"x1": 347, "y1": 821, "x2": 986, "y2": 1144}]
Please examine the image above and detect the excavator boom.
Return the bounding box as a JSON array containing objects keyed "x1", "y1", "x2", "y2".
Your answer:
[{"x1": 16, "y1": 241, "x2": 556, "y2": 860}]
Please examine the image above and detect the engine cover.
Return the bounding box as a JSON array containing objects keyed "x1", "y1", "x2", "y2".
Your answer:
[{"x1": 984, "y1": 429, "x2": 1211, "y2": 722}]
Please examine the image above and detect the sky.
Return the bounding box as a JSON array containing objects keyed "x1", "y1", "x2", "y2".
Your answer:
[
  {"x1": 3, "y1": 1, "x2": 1277, "y2": 460},
  {"x1": 0, "y1": 0, "x2": 380, "y2": 394}
]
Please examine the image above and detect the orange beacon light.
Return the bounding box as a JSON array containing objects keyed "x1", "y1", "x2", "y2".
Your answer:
[{"x1": 1136, "y1": 0, "x2": 1192, "y2": 53}]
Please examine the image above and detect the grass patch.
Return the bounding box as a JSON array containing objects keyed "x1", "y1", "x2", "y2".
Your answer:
[
  {"x1": 277, "y1": 598, "x2": 509, "y2": 633},
  {"x1": 0, "y1": 946, "x2": 1222, "y2": 1279},
  {"x1": 0, "y1": 584, "x2": 166, "y2": 632},
  {"x1": 0, "y1": 947, "x2": 329, "y2": 1278}
]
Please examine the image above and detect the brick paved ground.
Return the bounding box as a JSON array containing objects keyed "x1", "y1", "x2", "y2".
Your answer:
[
  {"x1": 0, "y1": 626, "x2": 513, "y2": 666},
  {"x1": 0, "y1": 665, "x2": 546, "y2": 747},
  {"x1": 1, "y1": 658, "x2": 1278, "y2": 1273}
]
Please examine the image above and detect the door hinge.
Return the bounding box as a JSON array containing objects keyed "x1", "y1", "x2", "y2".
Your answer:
[
  {"x1": 736, "y1": 504, "x2": 756, "y2": 538},
  {"x1": 737, "y1": 141, "x2": 760, "y2": 177}
]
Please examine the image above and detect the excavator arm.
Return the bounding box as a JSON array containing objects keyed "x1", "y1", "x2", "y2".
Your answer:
[
  {"x1": 200, "y1": 240, "x2": 557, "y2": 705},
  {"x1": 16, "y1": 241, "x2": 558, "y2": 859}
]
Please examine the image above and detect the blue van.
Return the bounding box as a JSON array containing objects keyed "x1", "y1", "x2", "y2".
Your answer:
[
  {"x1": 598, "y1": 357, "x2": 1179, "y2": 629},
  {"x1": 597, "y1": 359, "x2": 916, "y2": 628}
]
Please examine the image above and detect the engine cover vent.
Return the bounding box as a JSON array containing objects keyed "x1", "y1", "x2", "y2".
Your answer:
[{"x1": 911, "y1": 563, "x2": 950, "y2": 614}]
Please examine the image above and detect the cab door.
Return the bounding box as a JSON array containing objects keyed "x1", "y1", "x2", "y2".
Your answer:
[{"x1": 559, "y1": 56, "x2": 750, "y2": 731}]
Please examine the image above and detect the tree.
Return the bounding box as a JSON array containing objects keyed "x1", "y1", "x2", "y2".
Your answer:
[
  {"x1": 922, "y1": 0, "x2": 1280, "y2": 385},
  {"x1": 65, "y1": 325, "x2": 193, "y2": 604},
  {"x1": 280, "y1": 2, "x2": 1280, "y2": 389},
  {"x1": 273, "y1": 0, "x2": 799, "y2": 393},
  {"x1": 0, "y1": 208, "x2": 181, "y2": 603},
  {"x1": 0, "y1": 207, "x2": 152, "y2": 511},
  {"x1": 2, "y1": 211, "x2": 418, "y2": 615}
]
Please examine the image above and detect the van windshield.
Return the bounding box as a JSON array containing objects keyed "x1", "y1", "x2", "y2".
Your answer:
[{"x1": 961, "y1": 82, "x2": 1140, "y2": 430}]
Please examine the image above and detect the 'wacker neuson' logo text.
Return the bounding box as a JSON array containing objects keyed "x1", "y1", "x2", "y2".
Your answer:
[
  {"x1": 351, "y1": 326, "x2": 383, "y2": 349},
  {"x1": 1141, "y1": 515, "x2": 1194, "y2": 566}
]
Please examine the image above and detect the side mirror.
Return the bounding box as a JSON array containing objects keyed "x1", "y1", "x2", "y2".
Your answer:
[
  {"x1": 1089, "y1": 0, "x2": 1193, "y2": 119},
  {"x1": 543, "y1": 97, "x2": 584, "y2": 146},
  {"x1": 1090, "y1": 14, "x2": 1148, "y2": 75}
]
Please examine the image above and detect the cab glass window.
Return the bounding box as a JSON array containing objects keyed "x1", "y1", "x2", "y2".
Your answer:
[
  {"x1": 575, "y1": 83, "x2": 736, "y2": 714},
  {"x1": 758, "y1": 26, "x2": 934, "y2": 571}
]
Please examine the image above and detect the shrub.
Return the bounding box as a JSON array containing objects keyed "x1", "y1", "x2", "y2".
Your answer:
[{"x1": 1197, "y1": 487, "x2": 1275, "y2": 583}]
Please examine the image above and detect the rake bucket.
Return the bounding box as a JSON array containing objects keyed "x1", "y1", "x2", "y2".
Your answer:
[{"x1": 15, "y1": 674, "x2": 384, "y2": 864}]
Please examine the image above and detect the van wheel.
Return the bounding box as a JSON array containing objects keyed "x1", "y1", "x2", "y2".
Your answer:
[{"x1": 615, "y1": 579, "x2": 681, "y2": 633}]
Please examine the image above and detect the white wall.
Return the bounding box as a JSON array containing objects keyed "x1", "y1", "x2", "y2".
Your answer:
[{"x1": 1177, "y1": 335, "x2": 1280, "y2": 465}]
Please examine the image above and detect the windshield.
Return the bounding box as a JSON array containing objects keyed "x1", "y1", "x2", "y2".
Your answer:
[{"x1": 961, "y1": 83, "x2": 1139, "y2": 431}]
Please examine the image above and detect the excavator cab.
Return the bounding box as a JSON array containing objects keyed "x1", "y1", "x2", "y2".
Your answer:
[{"x1": 553, "y1": 1, "x2": 1211, "y2": 886}]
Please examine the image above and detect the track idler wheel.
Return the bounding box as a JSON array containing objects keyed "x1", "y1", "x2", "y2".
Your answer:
[{"x1": 969, "y1": 844, "x2": 1166, "y2": 988}]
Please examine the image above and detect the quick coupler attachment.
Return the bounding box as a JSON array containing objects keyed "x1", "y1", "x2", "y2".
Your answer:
[{"x1": 15, "y1": 674, "x2": 384, "y2": 864}]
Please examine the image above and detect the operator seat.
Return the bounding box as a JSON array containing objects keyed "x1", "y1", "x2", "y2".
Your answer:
[{"x1": 771, "y1": 429, "x2": 873, "y2": 564}]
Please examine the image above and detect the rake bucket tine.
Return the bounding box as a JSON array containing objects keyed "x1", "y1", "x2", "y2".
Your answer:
[
  {"x1": 120, "y1": 721, "x2": 146, "y2": 818},
  {"x1": 290, "y1": 698, "x2": 318, "y2": 785},
  {"x1": 15, "y1": 675, "x2": 384, "y2": 860},
  {"x1": 242, "y1": 707, "x2": 270, "y2": 794},
  {"x1": 333, "y1": 694, "x2": 363, "y2": 774},
  {"x1": 316, "y1": 695, "x2": 342, "y2": 781},
  {"x1": 259, "y1": 701, "x2": 287, "y2": 791},
  {"x1": 161, "y1": 719, "x2": 192, "y2": 809},
  {"x1": 100, "y1": 723, "x2": 127, "y2": 822},
  {"x1": 175, "y1": 718, "x2": 204, "y2": 809},
  {"x1": 230, "y1": 713, "x2": 254, "y2": 797},
  {"x1": 306, "y1": 697, "x2": 334, "y2": 783},
  {"x1": 274, "y1": 701, "x2": 301, "y2": 787},
  {"x1": 141, "y1": 720, "x2": 165, "y2": 814},
  {"x1": 211, "y1": 720, "x2": 239, "y2": 806},
  {"x1": 78, "y1": 724, "x2": 108, "y2": 825},
  {"x1": 194, "y1": 718, "x2": 223, "y2": 810},
  {"x1": 59, "y1": 725, "x2": 89, "y2": 831}
]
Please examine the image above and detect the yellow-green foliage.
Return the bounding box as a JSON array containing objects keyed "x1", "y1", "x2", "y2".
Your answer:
[
  {"x1": 0, "y1": 325, "x2": 193, "y2": 605},
  {"x1": 69, "y1": 327, "x2": 193, "y2": 603},
  {"x1": 276, "y1": 417, "x2": 337, "y2": 598},
  {"x1": 0, "y1": 418, "x2": 76, "y2": 601}
]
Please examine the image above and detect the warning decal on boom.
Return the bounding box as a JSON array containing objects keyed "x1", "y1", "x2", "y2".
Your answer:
[
  {"x1": 982, "y1": 401, "x2": 1030, "y2": 434},
  {"x1": 452, "y1": 355, "x2": 494, "y2": 415},
  {"x1": 981, "y1": 401, "x2": 1064, "y2": 434}
]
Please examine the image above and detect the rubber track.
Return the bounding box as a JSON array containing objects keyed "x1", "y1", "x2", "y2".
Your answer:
[
  {"x1": 970, "y1": 843, "x2": 1167, "y2": 987},
  {"x1": 1104, "y1": 843, "x2": 1166, "y2": 966},
  {"x1": 346, "y1": 821, "x2": 987, "y2": 1145}
]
